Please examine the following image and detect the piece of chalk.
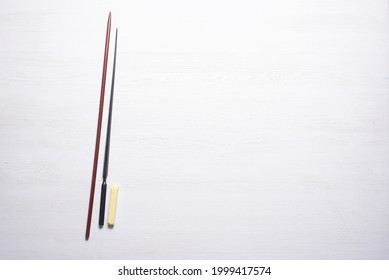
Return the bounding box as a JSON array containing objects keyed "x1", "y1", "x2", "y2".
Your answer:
[{"x1": 108, "y1": 184, "x2": 119, "y2": 226}]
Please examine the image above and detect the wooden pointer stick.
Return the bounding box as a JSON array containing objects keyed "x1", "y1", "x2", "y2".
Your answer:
[{"x1": 86, "y1": 12, "x2": 111, "y2": 240}]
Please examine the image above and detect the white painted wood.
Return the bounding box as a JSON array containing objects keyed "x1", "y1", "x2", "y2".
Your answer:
[{"x1": 0, "y1": 0, "x2": 388, "y2": 259}]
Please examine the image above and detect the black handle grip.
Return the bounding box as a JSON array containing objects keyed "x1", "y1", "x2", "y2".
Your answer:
[{"x1": 99, "y1": 181, "x2": 107, "y2": 226}]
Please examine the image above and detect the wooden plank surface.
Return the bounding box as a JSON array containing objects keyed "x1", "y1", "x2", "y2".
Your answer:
[{"x1": 0, "y1": 0, "x2": 388, "y2": 259}]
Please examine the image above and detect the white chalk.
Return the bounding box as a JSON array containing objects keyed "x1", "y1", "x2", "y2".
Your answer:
[{"x1": 108, "y1": 184, "x2": 119, "y2": 227}]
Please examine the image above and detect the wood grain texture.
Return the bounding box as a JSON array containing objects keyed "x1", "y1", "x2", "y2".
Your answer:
[{"x1": 0, "y1": 0, "x2": 388, "y2": 259}]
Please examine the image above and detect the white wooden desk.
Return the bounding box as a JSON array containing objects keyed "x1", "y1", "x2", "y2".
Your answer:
[{"x1": 0, "y1": 0, "x2": 388, "y2": 259}]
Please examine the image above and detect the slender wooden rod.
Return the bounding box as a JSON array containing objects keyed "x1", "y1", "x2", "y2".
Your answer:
[
  {"x1": 86, "y1": 12, "x2": 111, "y2": 240},
  {"x1": 99, "y1": 28, "x2": 118, "y2": 226}
]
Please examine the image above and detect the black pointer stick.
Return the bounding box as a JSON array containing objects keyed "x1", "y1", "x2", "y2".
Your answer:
[{"x1": 99, "y1": 28, "x2": 118, "y2": 227}]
